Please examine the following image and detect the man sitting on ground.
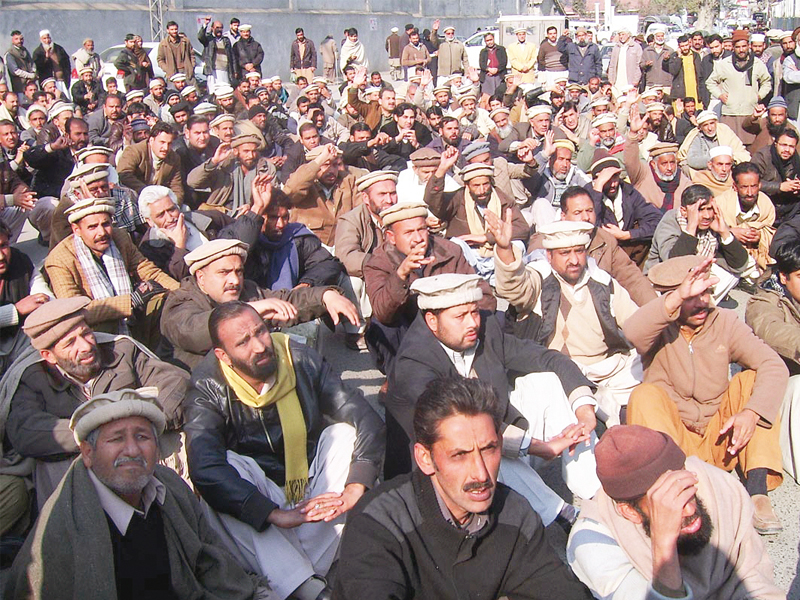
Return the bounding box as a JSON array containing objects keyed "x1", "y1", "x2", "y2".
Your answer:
[
  {"x1": 624, "y1": 256, "x2": 789, "y2": 534},
  {"x1": 690, "y1": 145, "x2": 735, "y2": 197},
  {"x1": 184, "y1": 301, "x2": 385, "y2": 600},
  {"x1": 6, "y1": 388, "x2": 262, "y2": 599},
  {"x1": 568, "y1": 424, "x2": 783, "y2": 599},
  {"x1": 336, "y1": 377, "x2": 593, "y2": 600}
]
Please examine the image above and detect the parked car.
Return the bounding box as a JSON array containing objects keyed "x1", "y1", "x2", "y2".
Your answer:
[{"x1": 98, "y1": 42, "x2": 206, "y2": 93}]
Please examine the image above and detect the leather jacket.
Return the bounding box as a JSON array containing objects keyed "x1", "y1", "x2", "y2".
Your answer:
[{"x1": 184, "y1": 339, "x2": 385, "y2": 531}]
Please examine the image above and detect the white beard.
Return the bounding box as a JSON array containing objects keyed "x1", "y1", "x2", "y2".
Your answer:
[{"x1": 496, "y1": 124, "x2": 514, "y2": 139}]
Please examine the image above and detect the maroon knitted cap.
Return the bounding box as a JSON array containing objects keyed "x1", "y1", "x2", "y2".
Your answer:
[{"x1": 595, "y1": 425, "x2": 686, "y2": 501}]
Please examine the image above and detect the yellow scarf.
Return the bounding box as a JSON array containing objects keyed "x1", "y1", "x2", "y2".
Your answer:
[
  {"x1": 463, "y1": 187, "x2": 502, "y2": 257},
  {"x1": 219, "y1": 333, "x2": 308, "y2": 504},
  {"x1": 681, "y1": 53, "x2": 700, "y2": 109}
]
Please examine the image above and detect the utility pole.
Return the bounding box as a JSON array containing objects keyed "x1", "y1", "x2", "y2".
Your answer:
[{"x1": 149, "y1": 0, "x2": 166, "y2": 42}]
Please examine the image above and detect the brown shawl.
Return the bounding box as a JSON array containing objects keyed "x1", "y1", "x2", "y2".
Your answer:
[{"x1": 580, "y1": 456, "x2": 784, "y2": 600}]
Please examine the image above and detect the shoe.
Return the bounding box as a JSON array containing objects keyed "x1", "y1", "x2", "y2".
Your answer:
[
  {"x1": 752, "y1": 494, "x2": 782, "y2": 535},
  {"x1": 344, "y1": 332, "x2": 367, "y2": 351}
]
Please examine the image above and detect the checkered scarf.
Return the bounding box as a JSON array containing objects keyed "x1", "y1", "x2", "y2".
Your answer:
[
  {"x1": 677, "y1": 212, "x2": 718, "y2": 258},
  {"x1": 73, "y1": 234, "x2": 133, "y2": 301}
]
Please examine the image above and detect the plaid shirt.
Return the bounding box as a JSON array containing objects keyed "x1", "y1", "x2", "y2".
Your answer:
[{"x1": 112, "y1": 185, "x2": 145, "y2": 232}]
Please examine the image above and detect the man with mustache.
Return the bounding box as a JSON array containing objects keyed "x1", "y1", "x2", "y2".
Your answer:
[
  {"x1": 184, "y1": 301, "x2": 384, "y2": 600},
  {"x1": 336, "y1": 377, "x2": 593, "y2": 600},
  {"x1": 679, "y1": 110, "x2": 750, "y2": 174},
  {"x1": 752, "y1": 129, "x2": 800, "y2": 226},
  {"x1": 690, "y1": 146, "x2": 735, "y2": 197},
  {"x1": 568, "y1": 424, "x2": 783, "y2": 598},
  {"x1": 385, "y1": 273, "x2": 602, "y2": 522},
  {"x1": 646, "y1": 185, "x2": 749, "y2": 302},
  {"x1": 44, "y1": 197, "x2": 179, "y2": 344},
  {"x1": 624, "y1": 257, "x2": 789, "y2": 534},
  {"x1": 717, "y1": 162, "x2": 776, "y2": 278},
  {"x1": 4, "y1": 297, "x2": 187, "y2": 508},
  {"x1": 743, "y1": 95, "x2": 800, "y2": 155},
  {"x1": 161, "y1": 238, "x2": 357, "y2": 370},
  {"x1": 6, "y1": 388, "x2": 263, "y2": 600}
]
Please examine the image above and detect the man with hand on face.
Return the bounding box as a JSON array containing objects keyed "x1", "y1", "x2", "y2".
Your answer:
[
  {"x1": 6, "y1": 388, "x2": 263, "y2": 600},
  {"x1": 568, "y1": 424, "x2": 784, "y2": 599},
  {"x1": 624, "y1": 257, "x2": 789, "y2": 535},
  {"x1": 184, "y1": 301, "x2": 384, "y2": 600},
  {"x1": 646, "y1": 184, "x2": 750, "y2": 301},
  {"x1": 173, "y1": 115, "x2": 219, "y2": 207},
  {"x1": 161, "y1": 238, "x2": 357, "y2": 369},
  {"x1": 336, "y1": 377, "x2": 593, "y2": 600}
]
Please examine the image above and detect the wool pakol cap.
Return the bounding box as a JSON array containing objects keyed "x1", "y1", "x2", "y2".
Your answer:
[
  {"x1": 462, "y1": 141, "x2": 492, "y2": 162},
  {"x1": 709, "y1": 145, "x2": 733, "y2": 159},
  {"x1": 78, "y1": 67, "x2": 93, "y2": 77},
  {"x1": 695, "y1": 110, "x2": 718, "y2": 125},
  {"x1": 527, "y1": 104, "x2": 552, "y2": 119},
  {"x1": 461, "y1": 163, "x2": 494, "y2": 181},
  {"x1": 70, "y1": 387, "x2": 166, "y2": 445},
  {"x1": 26, "y1": 105, "x2": 46, "y2": 118},
  {"x1": 179, "y1": 85, "x2": 197, "y2": 97},
  {"x1": 553, "y1": 138, "x2": 576, "y2": 153},
  {"x1": 410, "y1": 147, "x2": 441, "y2": 167},
  {"x1": 75, "y1": 145, "x2": 113, "y2": 163},
  {"x1": 589, "y1": 149, "x2": 622, "y2": 176},
  {"x1": 67, "y1": 164, "x2": 109, "y2": 188},
  {"x1": 591, "y1": 113, "x2": 617, "y2": 128},
  {"x1": 731, "y1": 29, "x2": 749, "y2": 43},
  {"x1": 210, "y1": 113, "x2": 235, "y2": 127},
  {"x1": 149, "y1": 78, "x2": 164, "y2": 89},
  {"x1": 553, "y1": 74, "x2": 568, "y2": 83},
  {"x1": 239, "y1": 24, "x2": 252, "y2": 31},
  {"x1": 363, "y1": 86, "x2": 381, "y2": 95},
  {"x1": 355, "y1": 170, "x2": 398, "y2": 192},
  {"x1": 457, "y1": 93, "x2": 477, "y2": 106},
  {"x1": 305, "y1": 145, "x2": 342, "y2": 161},
  {"x1": 48, "y1": 102, "x2": 73, "y2": 120},
  {"x1": 489, "y1": 107, "x2": 510, "y2": 120},
  {"x1": 751, "y1": 33, "x2": 765, "y2": 43},
  {"x1": 648, "y1": 142, "x2": 679, "y2": 158},
  {"x1": 23, "y1": 297, "x2": 90, "y2": 351},
  {"x1": 379, "y1": 201, "x2": 429, "y2": 227},
  {"x1": 411, "y1": 273, "x2": 484, "y2": 310},
  {"x1": 41, "y1": 77, "x2": 56, "y2": 88},
  {"x1": 565, "y1": 83, "x2": 585, "y2": 92},
  {"x1": 391, "y1": 27, "x2": 399, "y2": 33},
  {"x1": 640, "y1": 88, "x2": 658, "y2": 99},
  {"x1": 193, "y1": 102, "x2": 217, "y2": 115},
  {"x1": 647, "y1": 254, "x2": 706, "y2": 291},
  {"x1": 539, "y1": 220, "x2": 593, "y2": 249},
  {"x1": 245, "y1": 71, "x2": 261, "y2": 80},
  {"x1": 596, "y1": 424, "x2": 686, "y2": 501},
  {"x1": 214, "y1": 84, "x2": 235, "y2": 99},
  {"x1": 590, "y1": 98, "x2": 611, "y2": 108},
  {"x1": 443, "y1": 25, "x2": 456, "y2": 33},
  {"x1": 185, "y1": 239, "x2": 250, "y2": 275},
  {"x1": 645, "y1": 101, "x2": 665, "y2": 113},
  {"x1": 169, "y1": 73, "x2": 187, "y2": 82},
  {"x1": 66, "y1": 197, "x2": 115, "y2": 224},
  {"x1": 125, "y1": 89, "x2": 145, "y2": 102},
  {"x1": 433, "y1": 86, "x2": 451, "y2": 95},
  {"x1": 513, "y1": 27, "x2": 527, "y2": 34}
]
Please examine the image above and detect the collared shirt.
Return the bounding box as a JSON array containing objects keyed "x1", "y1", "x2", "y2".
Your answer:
[
  {"x1": 56, "y1": 367, "x2": 96, "y2": 400},
  {"x1": 438, "y1": 340, "x2": 478, "y2": 378},
  {"x1": 734, "y1": 201, "x2": 761, "y2": 224},
  {"x1": 432, "y1": 476, "x2": 488, "y2": 534},
  {"x1": 88, "y1": 468, "x2": 166, "y2": 535}
]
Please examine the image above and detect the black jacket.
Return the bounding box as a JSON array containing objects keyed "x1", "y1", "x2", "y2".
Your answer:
[
  {"x1": 339, "y1": 140, "x2": 407, "y2": 172},
  {"x1": 385, "y1": 311, "x2": 595, "y2": 476},
  {"x1": 478, "y1": 45, "x2": 509, "y2": 82},
  {"x1": 378, "y1": 121, "x2": 433, "y2": 161},
  {"x1": 662, "y1": 50, "x2": 702, "y2": 100},
  {"x1": 198, "y1": 26, "x2": 239, "y2": 83},
  {"x1": 24, "y1": 143, "x2": 75, "y2": 199},
  {"x1": 219, "y1": 211, "x2": 344, "y2": 288},
  {"x1": 585, "y1": 181, "x2": 663, "y2": 240},
  {"x1": 236, "y1": 37, "x2": 264, "y2": 71},
  {"x1": 334, "y1": 470, "x2": 593, "y2": 600},
  {"x1": 173, "y1": 135, "x2": 220, "y2": 207},
  {"x1": 31, "y1": 43, "x2": 71, "y2": 88},
  {"x1": 184, "y1": 340, "x2": 385, "y2": 531}
]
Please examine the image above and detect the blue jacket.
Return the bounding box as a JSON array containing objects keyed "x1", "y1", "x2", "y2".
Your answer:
[{"x1": 556, "y1": 36, "x2": 602, "y2": 84}]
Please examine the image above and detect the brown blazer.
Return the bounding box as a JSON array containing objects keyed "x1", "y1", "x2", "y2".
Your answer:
[
  {"x1": 424, "y1": 174, "x2": 530, "y2": 245},
  {"x1": 117, "y1": 139, "x2": 184, "y2": 203},
  {"x1": 347, "y1": 87, "x2": 382, "y2": 132},
  {"x1": 44, "y1": 228, "x2": 179, "y2": 331},
  {"x1": 283, "y1": 160, "x2": 364, "y2": 246},
  {"x1": 334, "y1": 202, "x2": 383, "y2": 278}
]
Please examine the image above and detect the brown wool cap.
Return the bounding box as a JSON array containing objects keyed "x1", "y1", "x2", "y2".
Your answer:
[
  {"x1": 379, "y1": 201, "x2": 429, "y2": 227},
  {"x1": 596, "y1": 425, "x2": 686, "y2": 501},
  {"x1": 648, "y1": 142, "x2": 679, "y2": 159},
  {"x1": 731, "y1": 29, "x2": 749, "y2": 43},
  {"x1": 23, "y1": 297, "x2": 90, "y2": 350},
  {"x1": 185, "y1": 239, "x2": 249, "y2": 275},
  {"x1": 410, "y1": 148, "x2": 441, "y2": 167},
  {"x1": 65, "y1": 197, "x2": 116, "y2": 224},
  {"x1": 355, "y1": 170, "x2": 398, "y2": 192},
  {"x1": 647, "y1": 255, "x2": 705, "y2": 291},
  {"x1": 70, "y1": 387, "x2": 166, "y2": 444}
]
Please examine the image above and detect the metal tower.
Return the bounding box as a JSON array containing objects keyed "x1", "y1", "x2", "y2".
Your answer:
[{"x1": 149, "y1": 0, "x2": 166, "y2": 42}]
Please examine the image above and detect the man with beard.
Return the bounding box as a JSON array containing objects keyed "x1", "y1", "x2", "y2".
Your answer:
[
  {"x1": 493, "y1": 216, "x2": 643, "y2": 426},
  {"x1": 624, "y1": 256, "x2": 788, "y2": 534},
  {"x1": 5, "y1": 297, "x2": 188, "y2": 507},
  {"x1": 645, "y1": 185, "x2": 749, "y2": 302},
  {"x1": 428, "y1": 21, "x2": 468, "y2": 79},
  {"x1": 587, "y1": 151, "x2": 662, "y2": 251},
  {"x1": 70, "y1": 68, "x2": 102, "y2": 115},
  {"x1": 663, "y1": 35, "x2": 702, "y2": 111},
  {"x1": 173, "y1": 115, "x2": 219, "y2": 207},
  {"x1": 640, "y1": 25, "x2": 672, "y2": 90},
  {"x1": 707, "y1": 30, "x2": 772, "y2": 148},
  {"x1": 455, "y1": 94, "x2": 494, "y2": 138},
  {"x1": 624, "y1": 114, "x2": 690, "y2": 213},
  {"x1": 32, "y1": 30, "x2": 71, "y2": 99},
  {"x1": 337, "y1": 378, "x2": 593, "y2": 600},
  {"x1": 395, "y1": 147, "x2": 459, "y2": 205},
  {"x1": 0, "y1": 117, "x2": 30, "y2": 185},
  {"x1": 88, "y1": 95, "x2": 125, "y2": 147},
  {"x1": 576, "y1": 113, "x2": 625, "y2": 175},
  {"x1": 235, "y1": 24, "x2": 263, "y2": 76},
  {"x1": 198, "y1": 18, "x2": 240, "y2": 95},
  {"x1": 498, "y1": 104, "x2": 560, "y2": 155},
  {"x1": 157, "y1": 21, "x2": 196, "y2": 82},
  {"x1": 644, "y1": 102, "x2": 676, "y2": 144},
  {"x1": 184, "y1": 301, "x2": 384, "y2": 600},
  {"x1": 679, "y1": 110, "x2": 750, "y2": 173},
  {"x1": 6, "y1": 388, "x2": 263, "y2": 600},
  {"x1": 698, "y1": 34, "x2": 727, "y2": 108},
  {"x1": 717, "y1": 162, "x2": 776, "y2": 276},
  {"x1": 691, "y1": 145, "x2": 735, "y2": 197},
  {"x1": 426, "y1": 116, "x2": 472, "y2": 163},
  {"x1": 608, "y1": 29, "x2": 641, "y2": 98},
  {"x1": 557, "y1": 27, "x2": 602, "y2": 85},
  {"x1": 752, "y1": 129, "x2": 800, "y2": 226},
  {"x1": 489, "y1": 106, "x2": 514, "y2": 142},
  {"x1": 5, "y1": 31, "x2": 36, "y2": 95},
  {"x1": 524, "y1": 138, "x2": 590, "y2": 229},
  {"x1": 142, "y1": 77, "x2": 167, "y2": 118},
  {"x1": 569, "y1": 424, "x2": 783, "y2": 596},
  {"x1": 744, "y1": 95, "x2": 799, "y2": 155},
  {"x1": 773, "y1": 30, "x2": 798, "y2": 106},
  {"x1": 210, "y1": 113, "x2": 235, "y2": 143}
]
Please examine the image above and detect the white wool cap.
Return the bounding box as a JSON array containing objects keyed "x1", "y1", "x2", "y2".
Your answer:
[
  {"x1": 695, "y1": 110, "x2": 718, "y2": 125},
  {"x1": 410, "y1": 274, "x2": 484, "y2": 310}
]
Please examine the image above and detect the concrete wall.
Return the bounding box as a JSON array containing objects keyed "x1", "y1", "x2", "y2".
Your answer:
[{"x1": 0, "y1": 0, "x2": 555, "y2": 78}]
